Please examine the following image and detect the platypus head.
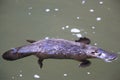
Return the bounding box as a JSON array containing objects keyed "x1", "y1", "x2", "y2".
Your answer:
[
  {"x1": 76, "y1": 37, "x2": 117, "y2": 62},
  {"x1": 85, "y1": 46, "x2": 117, "y2": 62},
  {"x1": 95, "y1": 48, "x2": 117, "y2": 62}
]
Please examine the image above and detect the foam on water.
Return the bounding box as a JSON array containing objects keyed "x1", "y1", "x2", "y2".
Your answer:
[
  {"x1": 94, "y1": 43, "x2": 98, "y2": 46},
  {"x1": 81, "y1": 0, "x2": 86, "y2": 4},
  {"x1": 89, "y1": 9, "x2": 94, "y2": 12},
  {"x1": 77, "y1": 17, "x2": 80, "y2": 19},
  {"x1": 99, "y1": 1, "x2": 103, "y2": 5},
  {"x1": 45, "y1": 37, "x2": 49, "y2": 39},
  {"x1": 61, "y1": 25, "x2": 69, "y2": 30},
  {"x1": 65, "y1": 25, "x2": 69, "y2": 28},
  {"x1": 96, "y1": 17, "x2": 101, "y2": 21},
  {"x1": 12, "y1": 76, "x2": 15, "y2": 79},
  {"x1": 34, "y1": 74, "x2": 40, "y2": 79},
  {"x1": 62, "y1": 27, "x2": 65, "y2": 30},
  {"x1": 11, "y1": 70, "x2": 23, "y2": 79},
  {"x1": 28, "y1": 12, "x2": 32, "y2": 15},
  {"x1": 91, "y1": 26, "x2": 95, "y2": 29},
  {"x1": 73, "y1": 33, "x2": 82, "y2": 38},
  {"x1": 54, "y1": 8, "x2": 59, "y2": 11},
  {"x1": 19, "y1": 74, "x2": 23, "y2": 77},
  {"x1": 87, "y1": 72, "x2": 91, "y2": 75},
  {"x1": 71, "y1": 28, "x2": 80, "y2": 33},
  {"x1": 63, "y1": 73, "x2": 68, "y2": 77},
  {"x1": 27, "y1": 6, "x2": 32, "y2": 16},
  {"x1": 45, "y1": 9, "x2": 50, "y2": 12}
]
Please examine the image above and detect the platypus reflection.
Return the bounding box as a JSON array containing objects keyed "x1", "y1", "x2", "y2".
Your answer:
[{"x1": 2, "y1": 37, "x2": 117, "y2": 68}]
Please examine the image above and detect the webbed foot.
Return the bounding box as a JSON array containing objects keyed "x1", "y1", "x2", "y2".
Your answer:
[
  {"x1": 38, "y1": 59, "x2": 44, "y2": 69},
  {"x1": 75, "y1": 37, "x2": 91, "y2": 44},
  {"x1": 26, "y1": 40, "x2": 36, "y2": 43},
  {"x1": 79, "y1": 60, "x2": 91, "y2": 68}
]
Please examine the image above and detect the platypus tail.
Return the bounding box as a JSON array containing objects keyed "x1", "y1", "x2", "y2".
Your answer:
[{"x1": 2, "y1": 47, "x2": 33, "y2": 61}]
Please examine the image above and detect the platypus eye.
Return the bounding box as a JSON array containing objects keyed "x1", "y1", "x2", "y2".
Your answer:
[
  {"x1": 98, "y1": 53, "x2": 102, "y2": 56},
  {"x1": 91, "y1": 52, "x2": 95, "y2": 54}
]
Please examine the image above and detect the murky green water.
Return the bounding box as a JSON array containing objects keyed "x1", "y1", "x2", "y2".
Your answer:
[{"x1": 0, "y1": 0, "x2": 120, "y2": 80}]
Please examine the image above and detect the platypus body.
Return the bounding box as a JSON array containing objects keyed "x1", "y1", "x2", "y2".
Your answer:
[{"x1": 2, "y1": 37, "x2": 117, "y2": 68}]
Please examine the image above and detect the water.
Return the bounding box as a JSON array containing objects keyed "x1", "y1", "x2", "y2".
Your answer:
[{"x1": 0, "y1": 0, "x2": 120, "y2": 80}]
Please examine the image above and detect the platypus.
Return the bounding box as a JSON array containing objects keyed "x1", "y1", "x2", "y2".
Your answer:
[{"x1": 2, "y1": 37, "x2": 117, "y2": 68}]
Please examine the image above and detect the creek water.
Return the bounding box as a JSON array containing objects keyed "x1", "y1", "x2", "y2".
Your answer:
[{"x1": 0, "y1": 0, "x2": 120, "y2": 80}]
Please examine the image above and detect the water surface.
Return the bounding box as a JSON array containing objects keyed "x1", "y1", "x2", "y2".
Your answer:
[{"x1": 0, "y1": 0, "x2": 120, "y2": 80}]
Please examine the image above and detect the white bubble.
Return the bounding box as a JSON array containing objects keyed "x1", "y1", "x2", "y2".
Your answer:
[
  {"x1": 94, "y1": 43, "x2": 98, "y2": 45},
  {"x1": 62, "y1": 25, "x2": 69, "y2": 30},
  {"x1": 45, "y1": 9, "x2": 50, "y2": 12},
  {"x1": 99, "y1": 1, "x2": 103, "y2": 4},
  {"x1": 54, "y1": 8, "x2": 59, "y2": 11},
  {"x1": 45, "y1": 37, "x2": 49, "y2": 39},
  {"x1": 75, "y1": 34, "x2": 82, "y2": 38},
  {"x1": 34, "y1": 74, "x2": 40, "y2": 79},
  {"x1": 12, "y1": 76, "x2": 15, "y2": 79},
  {"x1": 19, "y1": 74, "x2": 23, "y2": 77},
  {"x1": 77, "y1": 17, "x2": 80, "y2": 19},
  {"x1": 63, "y1": 73, "x2": 67, "y2": 77},
  {"x1": 71, "y1": 28, "x2": 80, "y2": 33},
  {"x1": 65, "y1": 25, "x2": 69, "y2": 28},
  {"x1": 89, "y1": 9, "x2": 94, "y2": 12},
  {"x1": 28, "y1": 12, "x2": 31, "y2": 15},
  {"x1": 82, "y1": 0, "x2": 86, "y2": 4},
  {"x1": 28, "y1": 7, "x2": 32, "y2": 10},
  {"x1": 96, "y1": 17, "x2": 101, "y2": 21},
  {"x1": 62, "y1": 27, "x2": 65, "y2": 30},
  {"x1": 87, "y1": 72, "x2": 91, "y2": 75},
  {"x1": 91, "y1": 26, "x2": 95, "y2": 29}
]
